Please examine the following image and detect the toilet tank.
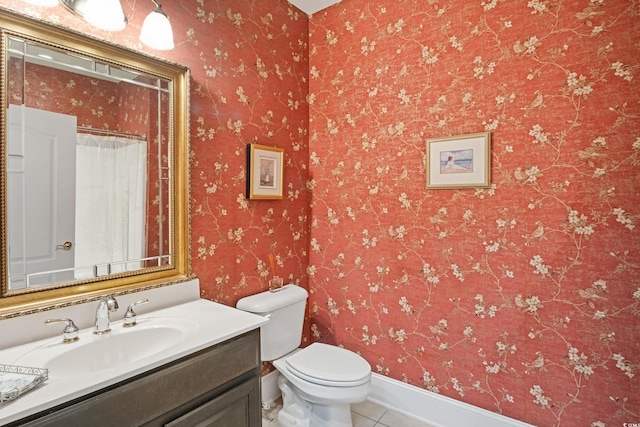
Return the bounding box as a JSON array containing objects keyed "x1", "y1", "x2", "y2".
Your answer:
[{"x1": 236, "y1": 284, "x2": 308, "y2": 361}]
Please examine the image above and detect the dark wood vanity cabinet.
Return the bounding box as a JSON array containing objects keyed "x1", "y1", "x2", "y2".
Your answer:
[{"x1": 11, "y1": 329, "x2": 261, "y2": 427}]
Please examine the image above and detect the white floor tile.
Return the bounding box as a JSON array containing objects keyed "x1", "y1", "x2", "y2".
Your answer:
[
  {"x1": 351, "y1": 399, "x2": 387, "y2": 422},
  {"x1": 352, "y1": 411, "x2": 378, "y2": 427},
  {"x1": 377, "y1": 408, "x2": 436, "y2": 427},
  {"x1": 261, "y1": 399, "x2": 435, "y2": 427}
]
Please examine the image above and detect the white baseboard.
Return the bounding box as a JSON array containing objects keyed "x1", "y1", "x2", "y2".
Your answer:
[
  {"x1": 261, "y1": 370, "x2": 534, "y2": 427},
  {"x1": 261, "y1": 370, "x2": 281, "y2": 405},
  {"x1": 368, "y1": 373, "x2": 535, "y2": 427}
]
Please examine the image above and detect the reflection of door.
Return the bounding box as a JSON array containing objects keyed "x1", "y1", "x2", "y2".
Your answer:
[{"x1": 7, "y1": 105, "x2": 77, "y2": 289}]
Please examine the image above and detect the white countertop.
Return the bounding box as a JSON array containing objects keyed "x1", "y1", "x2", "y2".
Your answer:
[{"x1": 0, "y1": 298, "x2": 267, "y2": 425}]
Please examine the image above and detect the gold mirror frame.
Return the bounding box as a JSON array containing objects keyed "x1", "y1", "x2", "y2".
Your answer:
[{"x1": 0, "y1": 9, "x2": 191, "y2": 319}]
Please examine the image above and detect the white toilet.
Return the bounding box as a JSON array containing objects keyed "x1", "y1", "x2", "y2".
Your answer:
[{"x1": 236, "y1": 284, "x2": 371, "y2": 427}]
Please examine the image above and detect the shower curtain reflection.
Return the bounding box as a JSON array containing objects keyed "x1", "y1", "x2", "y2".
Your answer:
[{"x1": 74, "y1": 133, "x2": 147, "y2": 279}]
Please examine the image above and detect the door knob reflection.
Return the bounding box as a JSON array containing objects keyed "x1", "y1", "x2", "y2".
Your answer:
[{"x1": 56, "y1": 241, "x2": 73, "y2": 250}]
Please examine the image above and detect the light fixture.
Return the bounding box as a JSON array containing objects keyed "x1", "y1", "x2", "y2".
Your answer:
[
  {"x1": 139, "y1": 1, "x2": 174, "y2": 51},
  {"x1": 61, "y1": 0, "x2": 127, "y2": 32},
  {"x1": 21, "y1": 0, "x2": 174, "y2": 51},
  {"x1": 84, "y1": 0, "x2": 127, "y2": 31},
  {"x1": 20, "y1": 0, "x2": 58, "y2": 7}
]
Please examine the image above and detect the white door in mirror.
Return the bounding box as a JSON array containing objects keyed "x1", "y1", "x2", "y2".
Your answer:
[{"x1": 7, "y1": 105, "x2": 77, "y2": 290}]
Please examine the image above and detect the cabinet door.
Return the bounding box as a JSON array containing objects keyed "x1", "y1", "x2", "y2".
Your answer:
[{"x1": 165, "y1": 378, "x2": 260, "y2": 427}]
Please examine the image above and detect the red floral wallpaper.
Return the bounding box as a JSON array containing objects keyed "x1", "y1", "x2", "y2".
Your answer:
[
  {"x1": 2, "y1": 1, "x2": 639, "y2": 426},
  {"x1": 0, "y1": 0, "x2": 312, "y2": 355},
  {"x1": 307, "y1": 1, "x2": 639, "y2": 426}
]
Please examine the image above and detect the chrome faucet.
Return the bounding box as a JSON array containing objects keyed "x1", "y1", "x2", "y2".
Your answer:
[{"x1": 94, "y1": 295, "x2": 119, "y2": 334}]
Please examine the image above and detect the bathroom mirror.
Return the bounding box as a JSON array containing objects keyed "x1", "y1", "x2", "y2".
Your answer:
[{"x1": 0, "y1": 10, "x2": 191, "y2": 318}]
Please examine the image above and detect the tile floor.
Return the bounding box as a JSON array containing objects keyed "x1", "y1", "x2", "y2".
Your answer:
[{"x1": 262, "y1": 398, "x2": 436, "y2": 427}]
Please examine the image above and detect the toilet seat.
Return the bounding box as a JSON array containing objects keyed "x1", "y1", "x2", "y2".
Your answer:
[{"x1": 285, "y1": 343, "x2": 371, "y2": 387}]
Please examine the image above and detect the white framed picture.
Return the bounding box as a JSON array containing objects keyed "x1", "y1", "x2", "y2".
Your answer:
[
  {"x1": 246, "y1": 144, "x2": 284, "y2": 199},
  {"x1": 426, "y1": 132, "x2": 491, "y2": 189}
]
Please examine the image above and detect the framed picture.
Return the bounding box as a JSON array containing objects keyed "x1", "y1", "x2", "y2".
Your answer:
[
  {"x1": 246, "y1": 144, "x2": 284, "y2": 200},
  {"x1": 426, "y1": 132, "x2": 491, "y2": 189}
]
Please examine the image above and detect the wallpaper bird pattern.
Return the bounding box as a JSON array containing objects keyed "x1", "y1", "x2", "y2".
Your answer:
[
  {"x1": 2, "y1": 0, "x2": 638, "y2": 426},
  {"x1": 306, "y1": 1, "x2": 639, "y2": 426}
]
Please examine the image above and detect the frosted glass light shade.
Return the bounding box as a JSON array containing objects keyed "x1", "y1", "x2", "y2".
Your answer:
[
  {"x1": 140, "y1": 9, "x2": 174, "y2": 51},
  {"x1": 83, "y1": 0, "x2": 127, "y2": 31},
  {"x1": 20, "y1": 0, "x2": 59, "y2": 7}
]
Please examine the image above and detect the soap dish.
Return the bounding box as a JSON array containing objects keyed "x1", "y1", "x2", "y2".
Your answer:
[{"x1": 0, "y1": 364, "x2": 49, "y2": 403}]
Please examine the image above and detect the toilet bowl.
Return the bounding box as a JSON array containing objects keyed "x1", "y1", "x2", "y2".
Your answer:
[
  {"x1": 236, "y1": 285, "x2": 372, "y2": 427},
  {"x1": 273, "y1": 343, "x2": 371, "y2": 427},
  {"x1": 275, "y1": 343, "x2": 371, "y2": 403}
]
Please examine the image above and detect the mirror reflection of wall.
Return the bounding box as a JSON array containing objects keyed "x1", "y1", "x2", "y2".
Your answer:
[{"x1": 5, "y1": 35, "x2": 171, "y2": 291}]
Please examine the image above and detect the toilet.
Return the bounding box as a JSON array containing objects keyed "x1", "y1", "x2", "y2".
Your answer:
[{"x1": 236, "y1": 284, "x2": 371, "y2": 427}]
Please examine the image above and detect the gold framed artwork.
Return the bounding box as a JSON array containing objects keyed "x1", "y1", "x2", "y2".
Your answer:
[
  {"x1": 426, "y1": 132, "x2": 491, "y2": 189},
  {"x1": 246, "y1": 144, "x2": 284, "y2": 200}
]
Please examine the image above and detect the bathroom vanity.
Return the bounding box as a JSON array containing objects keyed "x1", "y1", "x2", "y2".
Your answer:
[
  {"x1": 0, "y1": 282, "x2": 268, "y2": 427},
  {"x1": 10, "y1": 330, "x2": 261, "y2": 427}
]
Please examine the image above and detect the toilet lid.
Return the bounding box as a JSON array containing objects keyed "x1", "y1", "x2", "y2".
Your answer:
[{"x1": 285, "y1": 343, "x2": 371, "y2": 387}]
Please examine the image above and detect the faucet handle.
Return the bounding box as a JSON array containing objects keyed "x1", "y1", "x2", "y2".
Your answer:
[
  {"x1": 123, "y1": 299, "x2": 149, "y2": 327},
  {"x1": 45, "y1": 318, "x2": 79, "y2": 343}
]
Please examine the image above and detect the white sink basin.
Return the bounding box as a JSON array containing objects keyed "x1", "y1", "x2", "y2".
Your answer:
[
  {"x1": 16, "y1": 317, "x2": 198, "y2": 377},
  {"x1": 0, "y1": 297, "x2": 268, "y2": 426}
]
